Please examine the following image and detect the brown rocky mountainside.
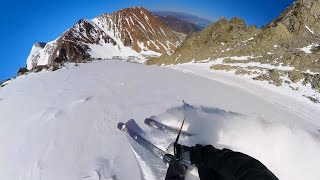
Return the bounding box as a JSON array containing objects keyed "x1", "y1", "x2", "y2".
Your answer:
[
  {"x1": 27, "y1": 7, "x2": 185, "y2": 70},
  {"x1": 51, "y1": 19, "x2": 117, "y2": 66},
  {"x1": 150, "y1": 0, "x2": 320, "y2": 69},
  {"x1": 148, "y1": 0, "x2": 320, "y2": 102},
  {"x1": 263, "y1": 0, "x2": 320, "y2": 37},
  {"x1": 156, "y1": 15, "x2": 201, "y2": 34},
  {"x1": 148, "y1": 17, "x2": 260, "y2": 64}
]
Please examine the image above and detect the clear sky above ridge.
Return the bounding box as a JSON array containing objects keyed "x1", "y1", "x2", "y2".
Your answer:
[{"x1": 0, "y1": 0, "x2": 296, "y2": 81}]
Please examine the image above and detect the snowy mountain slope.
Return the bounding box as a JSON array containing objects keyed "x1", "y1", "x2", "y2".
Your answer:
[
  {"x1": 26, "y1": 7, "x2": 184, "y2": 70},
  {"x1": 0, "y1": 61, "x2": 319, "y2": 180}
]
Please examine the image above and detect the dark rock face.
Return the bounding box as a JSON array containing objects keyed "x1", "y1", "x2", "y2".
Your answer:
[
  {"x1": 17, "y1": 67, "x2": 29, "y2": 76},
  {"x1": 34, "y1": 42, "x2": 47, "y2": 48},
  {"x1": 48, "y1": 19, "x2": 117, "y2": 65},
  {"x1": 53, "y1": 42, "x2": 90, "y2": 64},
  {"x1": 0, "y1": 79, "x2": 10, "y2": 87},
  {"x1": 156, "y1": 15, "x2": 201, "y2": 34},
  {"x1": 34, "y1": 65, "x2": 49, "y2": 72},
  {"x1": 304, "y1": 73, "x2": 320, "y2": 92}
]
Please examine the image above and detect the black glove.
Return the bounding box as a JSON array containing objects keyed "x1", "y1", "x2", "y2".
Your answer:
[
  {"x1": 174, "y1": 143, "x2": 192, "y2": 162},
  {"x1": 164, "y1": 144, "x2": 194, "y2": 180},
  {"x1": 163, "y1": 143, "x2": 191, "y2": 166},
  {"x1": 174, "y1": 144, "x2": 207, "y2": 165}
]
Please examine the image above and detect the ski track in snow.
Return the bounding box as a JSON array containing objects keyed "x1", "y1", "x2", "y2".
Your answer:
[{"x1": 0, "y1": 61, "x2": 319, "y2": 180}]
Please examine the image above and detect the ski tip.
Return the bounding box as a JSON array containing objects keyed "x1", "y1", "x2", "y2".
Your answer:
[
  {"x1": 145, "y1": 118, "x2": 157, "y2": 125},
  {"x1": 144, "y1": 118, "x2": 151, "y2": 124},
  {"x1": 117, "y1": 122, "x2": 126, "y2": 130}
]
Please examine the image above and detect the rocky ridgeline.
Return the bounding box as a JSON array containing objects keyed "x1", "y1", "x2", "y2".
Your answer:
[{"x1": 148, "y1": 0, "x2": 320, "y2": 102}]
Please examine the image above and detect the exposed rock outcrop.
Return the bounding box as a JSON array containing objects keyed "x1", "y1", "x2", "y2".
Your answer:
[
  {"x1": 17, "y1": 67, "x2": 29, "y2": 76},
  {"x1": 50, "y1": 19, "x2": 117, "y2": 65}
]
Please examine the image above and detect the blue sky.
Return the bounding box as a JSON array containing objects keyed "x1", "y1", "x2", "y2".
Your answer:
[{"x1": 0, "y1": 0, "x2": 295, "y2": 81}]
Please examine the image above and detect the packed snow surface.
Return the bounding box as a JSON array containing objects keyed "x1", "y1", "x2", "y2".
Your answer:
[{"x1": 0, "y1": 61, "x2": 319, "y2": 180}]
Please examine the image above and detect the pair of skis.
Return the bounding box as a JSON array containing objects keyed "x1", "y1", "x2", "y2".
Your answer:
[
  {"x1": 117, "y1": 119, "x2": 166, "y2": 159},
  {"x1": 117, "y1": 117, "x2": 192, "y2": 160}
]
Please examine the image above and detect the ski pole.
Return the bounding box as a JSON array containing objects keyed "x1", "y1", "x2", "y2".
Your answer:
[{"x1": 174, "y1": 114, "x2": 186, "y2": 156}]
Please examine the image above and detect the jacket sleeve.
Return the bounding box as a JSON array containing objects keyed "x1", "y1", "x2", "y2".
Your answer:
[
  {"x1": 190, "y1": 145, "x2": 279, "y2": 180},
  {"x1": 165, "y1": 161, "x2": 186, "y2": 180}
]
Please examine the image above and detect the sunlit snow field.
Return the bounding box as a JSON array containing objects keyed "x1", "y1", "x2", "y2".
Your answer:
[{"x1": 0, "y1": 61, "x2": 319, "y2": 180}]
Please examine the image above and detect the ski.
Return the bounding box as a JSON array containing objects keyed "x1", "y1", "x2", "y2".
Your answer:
[
  {"x1": 117, "y1": 120, "x2": 166, "y2": 159},
  {"x1": 117, "y1": 119, "x2": 195, "y2": 173},
  {"x1": 144, "y1": 118, "x2": 192, "y2": 137}
]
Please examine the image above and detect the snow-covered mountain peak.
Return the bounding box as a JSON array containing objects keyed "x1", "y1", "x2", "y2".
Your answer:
[
  {"x1": 92, "y1": 7, "x2": 185, "y2": 54},
  {"x1": 26, "y1": 7, "x2": 185, "y2": 70}
]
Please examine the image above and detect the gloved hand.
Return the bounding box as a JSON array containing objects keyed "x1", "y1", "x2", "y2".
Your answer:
[
  {"x1": 174, "y1": 143, "x2": 192, "y2": 162},
  {"x1": 163, "y1": 143, "x2": 192, "y2": 165},
  {"x1": 164, "y1": 143, "x2": 192, "y2": 180}
]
